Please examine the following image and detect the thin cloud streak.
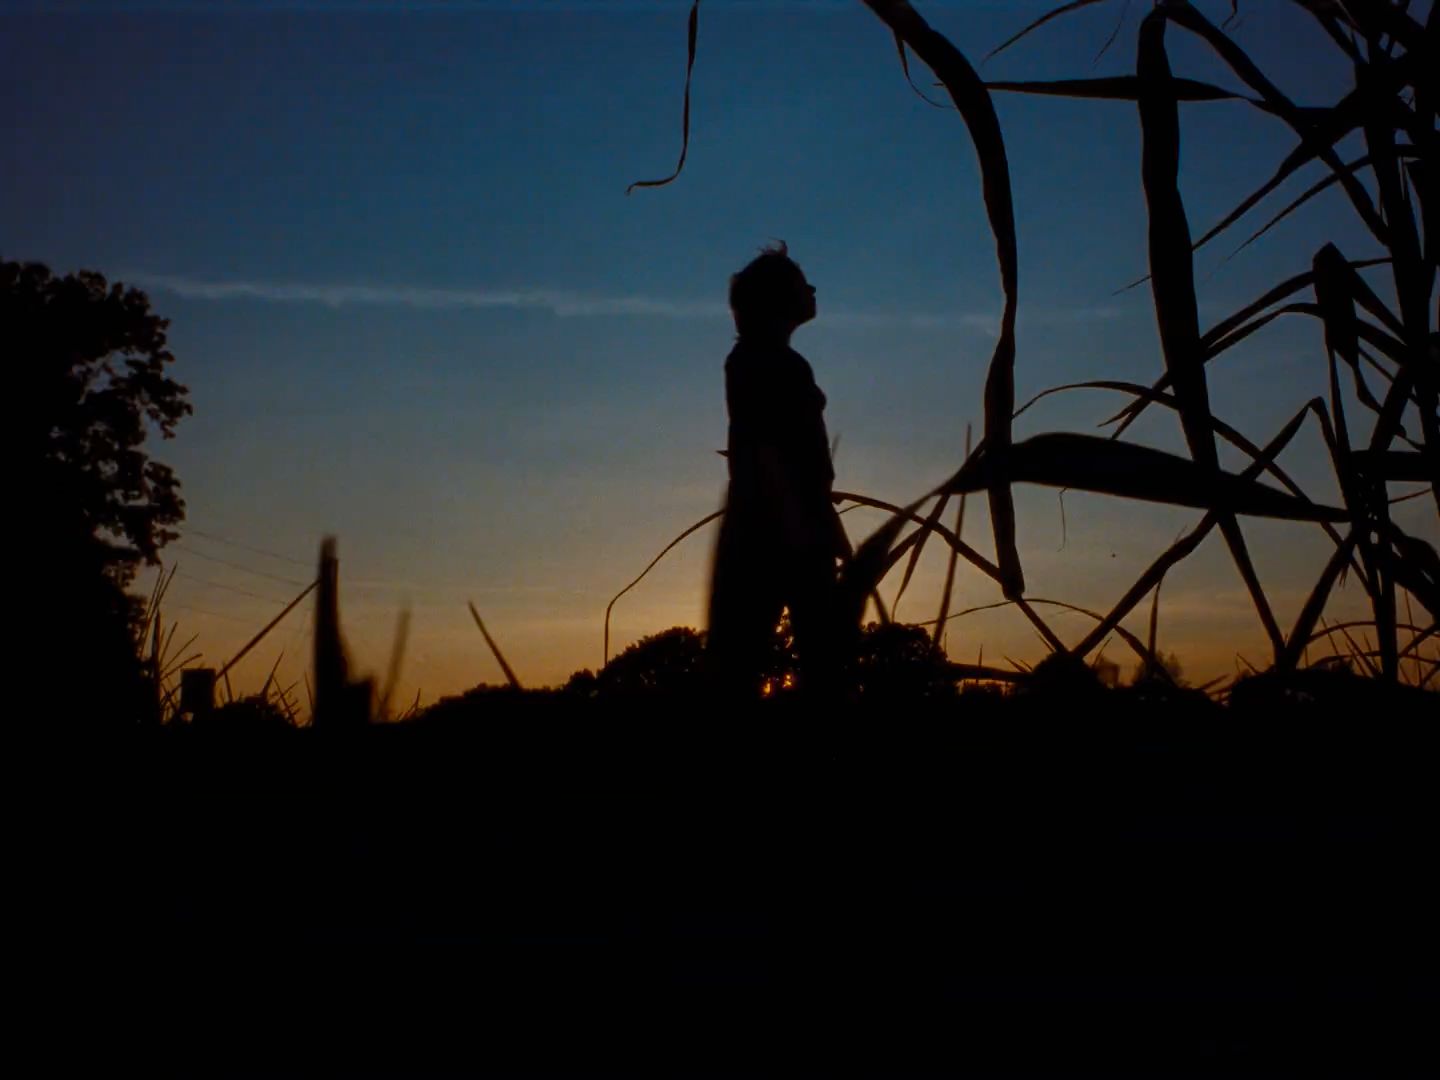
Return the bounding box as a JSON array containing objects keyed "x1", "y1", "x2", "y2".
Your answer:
[
  {"x1": 130, "y1": 272, "x2": 1122, "y2": 330},
  {"x1": 129, "y1": 273, "x2": 728, "y2": 319}
]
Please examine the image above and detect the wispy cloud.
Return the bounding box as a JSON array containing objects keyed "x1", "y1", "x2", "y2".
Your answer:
[
  {"x1": 884, "y1": 306, "x2": 1125, "y2": 337},
  {"x1": 129, "y1": 273, "x2": 729, "y2": 320},
  {"x1": 130, "y1": 272, "x2": 1124, "y2": 331}
]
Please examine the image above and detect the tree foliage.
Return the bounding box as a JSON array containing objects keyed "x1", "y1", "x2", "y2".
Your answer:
[
  {"x1": 11, "y1": 258, "x2": 191, "y2": 720},
  {"x1": 10, "y1": 259, "x2": 191, "y2": 595}
]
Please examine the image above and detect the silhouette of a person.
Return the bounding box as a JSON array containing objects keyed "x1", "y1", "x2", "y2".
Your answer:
[{"x1": 707, "y1": 243, "x2": 850, "y2": 699}]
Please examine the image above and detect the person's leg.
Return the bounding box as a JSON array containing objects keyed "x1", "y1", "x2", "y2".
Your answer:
[
  {"x1": 784, "y1": 550, "x2": 845, "y2": 699},
  {"x1": 707, "y1": 530, "x2": 784, "y2": 702}
]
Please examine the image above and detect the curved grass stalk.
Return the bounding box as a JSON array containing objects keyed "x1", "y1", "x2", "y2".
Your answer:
[
  {"x1": 1134, "y1": 7, "x2": 1283, "y2": 657},
  {"x1": 1014, "y1": 379, "x2": 1367, "y2": 584},
  {"x1": 864, "y1": 0, "x2": 1024, "y2": 599},
  {"x1": 626, "y1": 0, "x2": 700, "y2": 194},
  {"x1": 922, "y1": 596, "x2": 1163, "y2": 673},
  {"x1": 932, "y1": 424, "x2": 972, "y2": 647},
  {"x1": 603, "y1": 508, "x2": 723, "y2": 665}
]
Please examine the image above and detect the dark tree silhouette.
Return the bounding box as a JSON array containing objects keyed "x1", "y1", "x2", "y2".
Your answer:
[
  {"x1": 595, "y1": 626, "x2": 709, "y2": 698},
  {"x1": 849, "y1": 622, "x2": 957, "y2": 701},
  {"x1": 11, "y1": 260, "x2": 190, "y2": 589},
  {"x1": 10, "y1": 259, "x2": 191, "y2": 720}
]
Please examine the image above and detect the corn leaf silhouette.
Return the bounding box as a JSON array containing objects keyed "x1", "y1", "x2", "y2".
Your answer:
[
  {"x1": 986, "y1": 75, "x2": 1257, "y2": 104},
  {"x1": 468, "y1": 601, "x2": 521, "y2": 690},
  {"x1": 863, "y1": 0, "x2": 1024, "y2": 598},
  {"x1": 938, "y1": 432, "x2": 1347, "y2": 522},
  {"x1": 932, "y1": 425, "x2": 972, "y2": 647},
  {"x1": 626, "y1": 0, "x2": 700, "y2": 195},
  {"x1": 983, "y1": 0, "x2": 1116, "y2": 64}
]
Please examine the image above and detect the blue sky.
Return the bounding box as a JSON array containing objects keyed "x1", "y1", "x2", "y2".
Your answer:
[{"x1": 5, "y1": 0, "x2": 1433, "y2": 703}]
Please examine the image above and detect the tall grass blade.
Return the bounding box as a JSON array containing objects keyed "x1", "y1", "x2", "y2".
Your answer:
[
  {"x1": 987, "y1": 75, "x2": 1255, "y2": 103},
  {"x1": 837, "y1": 495, "x2": 925, "y2": 629},
  {"x1": 276, "y1": 684, "x2": 298, "y2": 726},
  {"x1": 1358, "y1": 53, "x2": 1440, "y2": 514},
  {"x1": 863, "y1": 0, "x2": 1024, "y2": 598},
  {"x1": 927, "y1": 596, "x2": 1160, "y2": 670},
  {"x1": 1305, "y1": 619, "x2": 1432, "y2": 651},
  {"x1": 932, "y1": 424, "x2": 971, "y2": 647},
  {"x1": 1188, "y1": 97, "x2": 1373, "y2": 252},
  {"x1": 983, "y1": 0, "x2": 1115, "y2": 64},
  {"x1": 606, "y1": 508, "x2": 723, "y2": 664},
  {"x1": 832, "y1": 488, "x2": 1066, "y2": 653},
  {"x1": 893, "y1": 493, "x2": 949, "y2": 615},
  {"x1": 1338, "y1": 623, "x2": 1380, "y2": 677},
  {"x1": 1139, "y1": 7, "x2": 1297, "y2": 656},
  {"x1": 1221, "y1": 152, "x2": 1419, "y2": 265},
  {"x1": 1094, "y1": 0, "x2": 1133, "y2": 64},
  {"x1": 312, "y1": 537, "x2": 352, "y2": 726},
  {"x1": 1345, "y1": 1, "x2": 1429, "y2": 55},
  {"x1": 1115, "y1": 298, "x2": 1413, "y2": 442},
  {"x1": 1391, "y1": 486, "x2": 1433, "y2": 505},
  {"x1": 1072, "y1": 399, "x2": 1316, "y2": 658},
  {"x1": 1420, "y1": 659, "x2": 1440, "y2": 690},
  {"x1": 1166, "y1": 1, "x2": 1396, "y2": 245},
  {"x1": 894, "y1": 32, "x2": 949, "y2": 108},
  {"x1": 150, "y1": 608, "x2": 164, "y2": 709},
  {"x1": 161, "y1": 640, "x2": 201, "y2": 681},
  {"x1": 260, "y1": 650, "x2": 284, "y2": 700},
  {"x1": 159, "y1": 619, "x2": 181, "y2": 672},
  {"x1": 379, "y1": 607, "x2": 411, "y2": 721},
  {"x1": 1199, "y1": 258, "x2": 1390, "y2": 354},
  {"x1": 140, "y1": 562, "x2": 176, "y2": 650},
  {"x1": 1315, "y1": 242, "x2": 1399, "y2": 678},
  {"x1": 1146, "y1": 575, "x2": 1162, "y2": 672},
  {"x1": 1016, "y1": 598, "x2": 1068, "y2": 653},
  {"x1": 162, "y1": 654, "x2": 203, "y2": 684},
  {"x1": 219, "y1": 578, "x2": 317, "y2": 681},
  {"x1": 627, "y1": 0, "x2": 699, "y2": 194},
  {"x1": 1137, "y1": 8, "x2": 1217, "y2": 472},
  {"x1": 1026, "y1": 379, "x2": 1370, "y2": 587},
  {"x1": 939, "y1": 432, "x2": 1347, "y2": 521},
  {"x1": 1399, "y1": 620, "x2": 1439, "y2": 660},
  {"x1": 468, "y1": 601, "x2": 521, "y2": 690},
  {"x1": 1383, "y1": 523, "x2": 1440, "y2": 620},
  {"x1": 834, "y1": 491, "x2": 1003, "y2": 586},
  {"x1": 1279, "y1": 527, "x2": 1361, "y2": 670},
  {"x1": 1287, "y1": 0, "x2": 1365, "y2": 62}
]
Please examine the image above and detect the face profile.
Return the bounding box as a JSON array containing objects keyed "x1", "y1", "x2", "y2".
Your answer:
[
  {"x1": 728, "y1": 241, "x2": 819, "y2": 343},
  {"x1": 795, "y1": 271, "x2": 817, "y2": 327}
]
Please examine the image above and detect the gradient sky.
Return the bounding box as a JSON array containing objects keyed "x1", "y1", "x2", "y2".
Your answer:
[{"x1": 6, "y1": 0, "x2": 1434, "y2": 708}]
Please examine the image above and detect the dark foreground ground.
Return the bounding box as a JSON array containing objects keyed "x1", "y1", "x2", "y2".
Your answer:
[{"x1": 53, "y1": 687, "x2": 1437, "y2": 1077}]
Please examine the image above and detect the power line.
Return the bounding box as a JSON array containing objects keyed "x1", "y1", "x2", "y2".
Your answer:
[
  {"x1": 172, "y1": 544, "x2": 312, "y2": 589},
  {"x1": 173, "y1": 569, "x2": 289, "y2": 603},
  {"x1": 181, "y1": 527, "x2": 312, "y2": 568},
  {"x1": 168, "y1": 603, "x2": 257, "y2": 624}
]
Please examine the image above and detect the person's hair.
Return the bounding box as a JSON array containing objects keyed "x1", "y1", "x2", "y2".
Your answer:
[{"x1": 729, "y1": 241, "x2": 805, "y2": 338}]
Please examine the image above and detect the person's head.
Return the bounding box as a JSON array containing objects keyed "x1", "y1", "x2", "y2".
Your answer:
[{"x1": 728, "y1": 241, "x2": 817, "y2": 341}]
